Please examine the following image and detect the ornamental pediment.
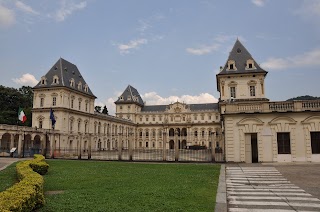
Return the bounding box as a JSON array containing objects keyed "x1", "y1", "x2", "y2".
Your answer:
[{"x1": 166, "y1": 102, "x2": 190, "y2": 113}]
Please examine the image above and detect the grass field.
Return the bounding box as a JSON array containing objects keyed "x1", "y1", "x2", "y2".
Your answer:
[
  {"x1": 0, "y1": 160, "x2": 220, "y2": 211},
  {"x1": 0, "y1": 162, "x2": 18, "y2": 192},
  {"x1": 39, "y1": 160, "x2": 220, "y2": 212}
]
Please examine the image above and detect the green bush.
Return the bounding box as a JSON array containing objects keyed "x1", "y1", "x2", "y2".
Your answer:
[{"x1": 0, "y1": 155, "x2": 49, "y2": 211}]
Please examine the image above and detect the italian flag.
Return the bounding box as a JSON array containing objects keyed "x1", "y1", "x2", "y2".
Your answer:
[{"x1": 18, "y1": 107, "x2": 27, "y2": 123}]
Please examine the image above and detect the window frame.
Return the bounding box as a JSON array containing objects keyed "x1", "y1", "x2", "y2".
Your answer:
[{"x1": 277, "y1": 132, "x2": 291, "y2": 154}]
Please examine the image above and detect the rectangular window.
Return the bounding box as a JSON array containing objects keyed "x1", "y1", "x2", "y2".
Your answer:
[
  {"x1": 85, "y1": 103, "x2": 88, "y2": 112},
  {"x1": 39, "y1": 120, "x2": 43, "y2": 129},
  {"x1": 159, "y1": 116, "x2": 162, "y2": 121},
  {"x1": 153, "y1": 117, "x2": 155, "y2": 121},
  {"x1": 140, "y1": 117, "x2": 142, "y2": 122},
  {"x1": 146, "y1": 142, "x2": 149, "y2": 148},
  {"x1": 52, "y1": 97, "x2": 56, "y2": 106},
  {"x1": 183, "y1": 117, "x2": 185, "y2": 121},
  {"x1": 202, "y1": 131, "x2": 205, "y2": 137},
  {"x1": 40, "y1": 98, "x2": 44, "y2": 107},
  {"x1": 78, "y1": 122, "x2": 80, "y2": 132},
  {"x1": 194, "y1": 116, "x2": 197, "y2": 121},
  {"x1": 209, "y1": 115, "x2": 211, "y2": 120},
  {"x1": 311, "y1": 132, "x2": 320, "y2": 154},
  {"x1": 250, "y1": 86, "x2": 256, "y2": 97},
  {"x1": 230, "y1": 64, "x2": 234, "y2": 70},
  {"x1": 146, "y1": 118, "x2": 149, "y2": 122},
  {"x1": 79, "y1": 101, "x2": 81, "y2": 110},
  {"x1": 249, "y1": 63, "x2": 253, "y2": 69},
  {"x1": 71, "y1": 99, "x2": 74, "y2": 108},
  {"x1": 201, "y1": 116, "x2": 204, "y2": 120},
  {"x1": 230, "y1": 87, "x2": 236, "y2": 98},
  {"x1": 277, "y1": 133, "x2": 291, "y2": 154}
]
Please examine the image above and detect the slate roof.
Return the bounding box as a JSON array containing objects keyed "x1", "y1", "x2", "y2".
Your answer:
[
  {"x1": 217, "y1": 39, "x2": 267, "y2": 76},
  {"x1": 115, "y1": 85, "x2": 144, "y2": 106},
  {"x1": 140, "y1": 103, "x2": 218, "y2": 112},
  {"x1": 33, "y1": 58, "x2": 96, "y2": 97}
]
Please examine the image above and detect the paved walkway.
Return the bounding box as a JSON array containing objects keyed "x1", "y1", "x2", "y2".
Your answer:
[
  {"x1": 226, "y1": 165, "x2": 320, "y2": 212},
  {"x1": 0, "y1": 157, "x2": 27, "y2": 171}
]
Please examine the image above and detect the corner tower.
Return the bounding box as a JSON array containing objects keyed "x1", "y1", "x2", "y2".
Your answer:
[
  {"x1": 32, "y1": 58, "x2": 96, "y2": 131},
  {"x1": 115, "y1": 85, "x2": 144, "y2": 122},
  {"x1": 216, "y1": 39, "x2": 268, "y2": 102}
]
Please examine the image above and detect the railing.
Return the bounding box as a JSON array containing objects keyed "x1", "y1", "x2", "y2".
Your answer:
[{"x1": 223, "y1": 100, "x2": 320, "y2": 114}]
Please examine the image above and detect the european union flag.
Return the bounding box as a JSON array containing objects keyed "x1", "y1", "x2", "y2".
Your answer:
[{"x1": 50, "y1": 108, "x2": 56, "y2": 129}]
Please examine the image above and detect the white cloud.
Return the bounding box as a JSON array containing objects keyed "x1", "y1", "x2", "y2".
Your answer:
[
  {"x1": 295, "y1": 0, "x2": 320, "y2": 18},
  {"x1": 0, "y1": 4, "x2": 15, "y2": 27},
  {"x1": 118, "y1": 38, "x2": 148, "y2": 54},
  {"x1": 12, "y1": 73, "x2": 38, "y2": 86},
  {"x1": 142, "y1": 92, "x2": 218, "y2": 105},
  {"x1": 251, "y1": 0, "x2": 266, "y2": 7},
  {"x1": 186, "y1": 44, "x2": 220, "y2": 55},
  {"x1": 15, "y1": 1, "x2": 39, "y2": 15},
  {"x1": 261, "y1": 49, "x2": 320, "y2": 70},
  {"x1": 54, "y1": 0, "x2": 87, "y2": 22}
]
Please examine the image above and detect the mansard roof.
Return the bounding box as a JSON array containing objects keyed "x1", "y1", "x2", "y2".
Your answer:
[
  {"x1": 115, "y1": 85, "x2": 144, "y2": 106},
  {"x1": 34, "y1": 58, "x2": 96, "y2": 98},
  {"x1": 217, "y1": 39, "x2": 267, "y2": 76},
  {"x1": 140, "y1": 103, "x2": 218, "y2": 112}
]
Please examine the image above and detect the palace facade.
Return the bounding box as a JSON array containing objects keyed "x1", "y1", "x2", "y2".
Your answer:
[{"x1": 1, "y1": 39, "x2": 320, "y2": 163}]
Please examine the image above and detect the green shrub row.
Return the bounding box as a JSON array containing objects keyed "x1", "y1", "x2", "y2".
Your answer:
[{"x1": 0, "y1": 154, "x2": 49, "y2": 212}]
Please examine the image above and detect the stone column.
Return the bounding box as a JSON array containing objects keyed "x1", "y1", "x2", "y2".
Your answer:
[
  {"x1": 174, "y1": 129, "x2": 179, "y2": 161},
  {"x1": 129, "y1": 131, "x2": 133, "y2": 161},
  {"x1": 78, "y1": 134, "x2": 82, "y2": 160},
  {"x1": 211, "y1": 132, "x2": 215, "y2": 162},
  {"x1": 88, "y1": 134, "x2": 92, "y2": 159},
  {"x1": 50, "y1": 133, "x2": 55, "y2": 159},
  {"x1": 162, "y1": 130, "x2": 167, "y2": 161},
  {"x1": 10, "y1": 134, "x2": 15, "y2": 149},
  {"x1": 118, "y1": 133, "x2": 123, "y2": 161},
  {"x1": 17, "y1": 132, "x2": 23, "y2": 158}
]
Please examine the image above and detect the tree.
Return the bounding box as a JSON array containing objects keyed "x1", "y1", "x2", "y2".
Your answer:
[
  {"x1": 102, "y1": 105, "x2": 108, "y2": 115},
  {"x1": 287, "y1": 95, "x2": 320, "y2": 101},
  {"x1": 0, "y1": 85, "x2": 33, "y2": 126},
  {"x1": 95, "y1": 106, "x2": 102, "y2": 113}
]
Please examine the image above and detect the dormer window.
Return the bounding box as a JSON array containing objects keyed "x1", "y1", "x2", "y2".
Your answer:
[
  {"x1": 52, "y1": 75, "x2": 59, "y2": 85},
  {"x1": 40, "y1": 76, "x2": 47, "y2": 85},
  {"x1": 127, "y1": 96, "x2": 131, "y2": 101},
  {"x1": 227, "y1": 60, "x2": 236, "y2": 70},
  {"x1": 120, "y1": 96, "x2": 124, "y2": 100},
  {"x1": 70, "y1": 78, "x2": 75, "y2": 87},
  {"x1": 78, "y1": 82, "x2": 82, "y2": 90},
  {"x1": 84, "y1": 84, "x2": 88, "y2": 92},
  {"x1": 246, "y1": 59, "x2": 256, "y2": 70}
]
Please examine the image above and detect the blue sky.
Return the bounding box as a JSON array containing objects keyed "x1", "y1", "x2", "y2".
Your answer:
[{"x1": 1, "y1": 0, "x2": 320, "y2": 114}]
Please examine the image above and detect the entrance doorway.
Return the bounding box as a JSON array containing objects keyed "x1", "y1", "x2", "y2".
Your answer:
[{"x1": 245, "y1": 133, "x2": 258, "y2": 163}]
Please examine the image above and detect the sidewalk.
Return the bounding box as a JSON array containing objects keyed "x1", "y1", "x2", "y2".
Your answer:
[{"x1": 0, "y1": 157, "x2": 27, "y2": 171}]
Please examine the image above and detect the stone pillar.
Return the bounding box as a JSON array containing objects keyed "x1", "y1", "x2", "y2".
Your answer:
[
  {"x1": 162, "y1": 130, "x2": 167, "y2": 161},
  {"x1": 118, "y1": 133, "x2": 122, "y2": 161},
  {"x1": 50, "y1": 133, "x2": 55, "y2": 159},
  {"x1": 78, "y1": 134, "x2": 82, "y2": 160},
  {"x1": 10, "y1": 134, "x2": 14, "y2": 149},
  {"x1": 88, "y1": 134, "x2": 92, "y2": 159},
  {"x1": 129, "y1": 131, "x2": 133, "y2": 161},
  {"x1": 174, "y1": 129, "x2": 179, "y2": 161},
  {"x1": 211, "y1": 132, "x2": 215, "y2": 162},
  {"x1": 17, "y1": 132, "x2": 23, "y2": 158}
]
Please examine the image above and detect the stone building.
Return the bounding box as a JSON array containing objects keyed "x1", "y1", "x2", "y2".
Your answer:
[{"x1": 1, "y1": 39, "x2": 320, "y2": 163}]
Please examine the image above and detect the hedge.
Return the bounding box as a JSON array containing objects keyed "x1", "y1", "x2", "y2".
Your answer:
[{"x1": 0, "y1": 154, "x2": 49, "y2": 212}]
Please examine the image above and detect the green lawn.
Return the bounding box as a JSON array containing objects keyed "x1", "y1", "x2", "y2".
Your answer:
[
  {"x1": 0, "y1": 162, "x2": 18, "y2": 192},
  {"x1": 40, "y1": 160, "x2": 220, "y2": 212}
]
